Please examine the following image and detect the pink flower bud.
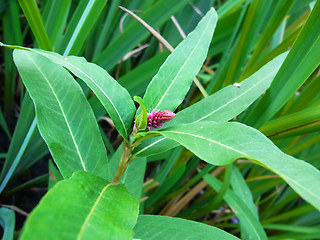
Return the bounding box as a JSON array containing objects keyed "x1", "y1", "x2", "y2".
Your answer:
[{"x1": 147, "y1": 110, "x2": 176, "y2": 130}]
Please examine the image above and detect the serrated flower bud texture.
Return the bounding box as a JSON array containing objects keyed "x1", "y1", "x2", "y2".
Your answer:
[{"x1": 147, "y1": 110, "x2": 176, "y2": 130}]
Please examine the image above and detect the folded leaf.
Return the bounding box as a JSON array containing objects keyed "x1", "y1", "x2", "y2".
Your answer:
[
  {"x1": 158, "y1": 121, "x2": 320, "y2": 211},
  {"x1": 13, "y1": 50, "x2": 109, "y2": 179},
  {"x1": 20, "y1": 171, "x2": 139, "y2": 240}
]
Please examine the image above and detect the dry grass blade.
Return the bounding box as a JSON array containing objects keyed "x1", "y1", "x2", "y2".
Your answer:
[
  {"x1": 118, "y1": 6, "x2": 174, "y2": 52},
  {"x1": 163, "y1": 166, "x2": 225, "y2": 216},
  {"x1": 118, "y1": 6, "x2": 210, "y2": 98}
]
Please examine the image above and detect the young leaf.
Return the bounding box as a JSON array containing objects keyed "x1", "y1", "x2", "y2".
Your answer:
[
  {"x1": 142, "y1": 8, "x2": 218, "y2": 112},
  {"x1": 134, "y1": 215, "x2": 239, "y2": 239},
  {"x1": 31, "y1": 49, "x2": 136, "y2": 141},
  {"x1": 13, "y1": 49, "x2": 109, "y2": 179},
  {"x1": 157, "y1": 121, "x2": 320, "y2": 211},
  {"x1": 134, "y1": 96, "x2": 148, "y2": 131},
  {"x1": 20, "y1": 171, "x2": 139, "y2": 240}
]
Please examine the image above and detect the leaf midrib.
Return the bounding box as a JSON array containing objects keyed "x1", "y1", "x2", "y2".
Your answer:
[
  {"x1": 27, "y1": 54, "x2": 87, "y2": 171},
  {"x1": 77, "y1": 183, "x2": 112, "y2": 239},
  {"x1": 161, "y1": 130, "x2": 247, "y2": 157},
  {"x1": 195, "y1": 69, "x2": 276, "y2": 122},
  {"x1": 61, "y1": 58, "x2": 128, "y2": 137},
  {"x1": 163, "y1": 129, "x2": 320, "y2": 207},
  {"x1": 152, "y1": 13, "x2": 214, "y2": 111}
]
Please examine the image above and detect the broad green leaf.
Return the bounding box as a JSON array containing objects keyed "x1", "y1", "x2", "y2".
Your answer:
[
  {"x1": 133, "y1": 136, "x2": 179, "y2": 157},
  {"x1": 203, "y1": 174, "x2": 267, "y2": 240},
  {"x1": 20, "y1": 171, "x2": 139, "y2": 240},
  {"x1": 0, "y1": 207, "x2": 15, "y2": 240},
  {"x1": 31, "y1": 49, "x2": 136, "y2": 140},
  {"x1": 133, "y1": 52, "x2": 288, "y2": 157},
  {"x1": 142, "y1": 8, "x2": 218, "y2": 112},
  {"x1": 245, "y1": 1, "x2": 320, "y2": 128},
  {"x1": 13, "y1": 49, "x2": 109, "y2": 179},
  {"x1": 134, "y1": 215, "x2": 239, "y2": 239},
  {"x1": 166, "y1": 52, "x2": 288, "y2": 126},
  {"x1": 157, "y1": 121, "x2": 320, "y2": 211}
]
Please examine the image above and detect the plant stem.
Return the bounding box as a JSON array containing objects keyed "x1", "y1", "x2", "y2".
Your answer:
[{"x1": 112, "y1": 141, "x2": 133, "y2": 185}]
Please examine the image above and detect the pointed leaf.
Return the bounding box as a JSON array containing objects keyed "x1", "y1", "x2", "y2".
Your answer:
[
  {"x1": 134, "y1": 215, "x2": 239, "y2": 239},
  {"x1": 31, "y1": 49, "x2": 136, "y2": 140},
  {"x1": 203, "y1": 174, "x2": 267, "y2": 240},
  {"x1": 134, "y1": 96, "x2": 148, "y2": 131},
  {"x1": 20, "y1": 171, "x2": 139, "y2": 239},
  {"x1": 166, "y1": 52, "x2": 288, "y2": 126},
  {"x1": 158, "y1": 121, "x2": 320, "y2": 211},
  {"x1": 13, "y1": 49, "x2": 109, "y2": 179},
  {"x1": 143, "y1": 8, "x2": 218, "y2": 112}
]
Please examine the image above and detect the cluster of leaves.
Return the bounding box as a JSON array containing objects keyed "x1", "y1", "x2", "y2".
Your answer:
[{"x1": 0, "y1": 0, "x2": 320, "y2": 239}]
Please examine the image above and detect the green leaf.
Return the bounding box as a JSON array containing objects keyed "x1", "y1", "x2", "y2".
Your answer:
[
  {"x1": 0, "y1": 108, "x2": 11, "y2": 140},
  {"x1": 166, "y1": 52, "x2": 288, "y2": 126},
  {"x1": 245, "y1": 1, "x2": 320, "y2": 128},
  {"x1": 133, "y1": 52, "x2": 288, "y2": 157},
  {"x1": 44, "y1": 0, "x2": 72, "y2": 48},
  {"x1": 18, "y1": 0, "x2": 52, "y2": 50},
  {"x1": 122, "y1": 157, "x2": 147, "y2": 201},
  {"x1": 13, "y1": 49, "x2": 109, "y2": 179},
  {"x1": 57, "y1": 0, "x2": 109, "y2": 55},
  {"x1": 31, "y1": 49, "x2": 136, "y2": 140},
  {"x1": 142, "y1": 8, "x2": 218, "y2": 112},
  {"x1": 242, "y1": 0, "x2": 294, "y2": 76},
  {"x1": 20, "y1": 171, "x2": 139, "y2": 240},
  {"x1": 134, "y1": 215, "x2": 239, "y2": 239},
  {"x1": 230, "y1": 165, "x2": 259, "y2": 239},
  {"x1": 260, "y1": 105, "x2": 320, "y2": 139},
  {"x1": 0, "y1": 207, "x2": 15, "y2": 240},
  {"x1": 222, "y1": 0, "x2": 273, "y2": 85},
  {"x1": 134, "y1": 96, "x2": 148, "y2": 131},
  {"x1": 158, "y1": 121, "x2": 320, "y2": 211},
  {"x1": 203, "y1": 174, "x2": 267, "y2": 240}
]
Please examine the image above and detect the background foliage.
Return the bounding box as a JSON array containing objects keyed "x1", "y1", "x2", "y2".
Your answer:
[{"x1": 0, "y1": 0, "x2": 320, "y2": 239}]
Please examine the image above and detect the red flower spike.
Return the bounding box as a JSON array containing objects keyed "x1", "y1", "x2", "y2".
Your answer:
[{"x1": 147, "y1": 110, "x2": 176, "y2": 130}]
